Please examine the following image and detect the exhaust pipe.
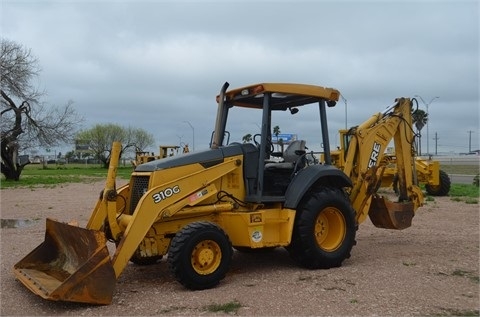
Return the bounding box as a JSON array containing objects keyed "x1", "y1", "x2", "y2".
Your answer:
[{"x1": 211, "y1": 81, "x2": 230, "y2": 149}]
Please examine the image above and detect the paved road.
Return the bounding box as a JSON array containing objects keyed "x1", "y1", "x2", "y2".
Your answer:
[
  {"x1": 434, "y1": 156, "x2": 479, "y2": 166},
  {"x1": 429, "y1": 156, "x2": 478, "y2": 184},
  {"x1": 448, "y1": 174, "x2": 477, "y2": 185}
]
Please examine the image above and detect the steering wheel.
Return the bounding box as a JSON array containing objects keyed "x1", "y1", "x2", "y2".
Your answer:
[{"x1": 253, "y1": 134, "x2": 274, "y2": 155}]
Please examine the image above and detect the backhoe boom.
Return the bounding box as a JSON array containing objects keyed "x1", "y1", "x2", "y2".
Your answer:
[{"x1": 340, "y1": 98, "x2": 423, "y2": 228}]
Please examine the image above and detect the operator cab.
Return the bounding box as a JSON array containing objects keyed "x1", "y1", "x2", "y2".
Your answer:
[{"x1": 212, "y1": 82, "x2": 340, "y2": 203}]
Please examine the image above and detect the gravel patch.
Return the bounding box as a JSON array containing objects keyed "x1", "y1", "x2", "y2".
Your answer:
[{"x1": 1, "y1": 181, "x2": 478, "y2": 316}]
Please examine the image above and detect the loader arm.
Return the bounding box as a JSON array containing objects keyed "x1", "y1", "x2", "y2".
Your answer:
[
  {"x1": 86, "y1": 141, "x2": 123, "y2": 233},
  {"x1": 108, "y1": 157, "x2": 241, "y2": 278},
  {"x1": 342, "y1": 98, "x2": 423, "y2": 229},
  {"x1": 12, "y1": 142, "x2": 242, "y2": 304}
]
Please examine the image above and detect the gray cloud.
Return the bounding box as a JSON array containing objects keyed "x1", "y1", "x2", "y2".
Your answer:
[{"x1": 2, "y1": 0, "x2": 478, "y2": 154}]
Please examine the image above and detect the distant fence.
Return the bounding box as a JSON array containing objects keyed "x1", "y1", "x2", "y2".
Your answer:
[{"x1": 432, "y1": 156, "x2": 480, "y2": 166}]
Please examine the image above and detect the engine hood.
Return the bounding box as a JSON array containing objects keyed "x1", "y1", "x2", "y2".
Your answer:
[{"x1": 134, "y1": 144, "x2": 245, "y2": 172}]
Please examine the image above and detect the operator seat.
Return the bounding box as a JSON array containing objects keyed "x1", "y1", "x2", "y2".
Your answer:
[
  {"x1": 265, "y1": 140, "x2": 306, "y2": 170},
  {"x1": 263, "y1": 140, "x2": 307, "y2": 197}
]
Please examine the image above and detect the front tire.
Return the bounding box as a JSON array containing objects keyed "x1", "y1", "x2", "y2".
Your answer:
[
  {"x1": 425, "y1": 169, "x2": 451, "y2": 196},
  {"x1": 168, "y1": 222, "x2": 233, "y2": 290},
  {"x1": 287, "y1": 187, "x2": 356, "y2": 269}
]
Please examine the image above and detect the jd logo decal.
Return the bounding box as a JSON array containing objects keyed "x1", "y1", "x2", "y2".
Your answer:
[{"x1": 368, "y1": 142, "x2": 381, "y2": 169}]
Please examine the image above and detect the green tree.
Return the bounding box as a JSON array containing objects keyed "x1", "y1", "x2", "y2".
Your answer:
[
  {"x1": 242, "y1": 133, "x2": 252, "y2": 143},
  {"x1": 273, "y1": 125, "x2": 281, "y2": 137},
  {"x1": 412, "y1": 109, "x2": 428, "y2": 155},
  {"x1": 76, "y1": 124, "x2": 154, "y2": 167},
  {"x1": 1, "y1": 39, "x2": 83, "y2": 180},
  {"x1": 65, "y1": 150, "x2": 76, "y2": 161},
  {"x1": 273, "y1": 125, "x2": 282, "y2": 151}
]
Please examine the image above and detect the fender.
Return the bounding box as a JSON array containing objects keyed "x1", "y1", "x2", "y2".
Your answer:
[{"x1": 284, "y1": 164, "x2": 352, "y2": 209}]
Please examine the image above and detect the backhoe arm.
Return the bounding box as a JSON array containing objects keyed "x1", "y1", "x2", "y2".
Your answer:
[{"x1": 343, "y1": 98, "x2": 423, "y2": 229}]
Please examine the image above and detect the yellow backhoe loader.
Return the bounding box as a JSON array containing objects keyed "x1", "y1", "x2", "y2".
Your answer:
[{"x1": 14, "y1": 82, "x2": 424, "y2": 305}]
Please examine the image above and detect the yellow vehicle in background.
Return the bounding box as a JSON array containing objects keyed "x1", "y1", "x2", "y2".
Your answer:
[{"x1": 132, "y1": 144, "x2": 189, "y2": 167}]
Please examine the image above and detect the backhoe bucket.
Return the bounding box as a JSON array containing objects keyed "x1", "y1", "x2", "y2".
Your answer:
[
  {"x1": 368, "y1": 195, "x2": 414, "y2": 230},
  {"x1": 13, "y1": 218, "x2": 116, "y2": 305}
]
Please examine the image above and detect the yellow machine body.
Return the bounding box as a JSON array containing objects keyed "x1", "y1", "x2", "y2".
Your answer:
[{"x1": 14, "y1": 83, "x2": 425, "y2": 305}]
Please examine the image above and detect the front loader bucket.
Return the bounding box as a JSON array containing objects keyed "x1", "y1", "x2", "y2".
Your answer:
[
  {"x1": 13, "y1": 218, "x2": 116, "y2": 305},
  {"x1": 368, "y1": 195, "x2": 414, "y2": 230}
]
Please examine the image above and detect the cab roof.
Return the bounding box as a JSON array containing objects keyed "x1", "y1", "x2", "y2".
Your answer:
[{"x1": 217, "y1": 83, "x2": 340, "y2": 110}]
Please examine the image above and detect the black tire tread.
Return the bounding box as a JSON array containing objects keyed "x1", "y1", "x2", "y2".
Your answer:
[
  {"x1": 425, "y1": 169, "x2": 451, "y2": 196},
  {"x1": 168, "y1": 221, "x2": 232, "y2": 290},
  {"x1": 287, "y1": 187, "x2": 357, "y2": 269}
]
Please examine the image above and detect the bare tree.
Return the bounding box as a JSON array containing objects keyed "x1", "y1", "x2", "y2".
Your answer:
[
  {"x1": 125, "y1": 127, "x2": 155, "y2": 154},
  {"x1": 76, "y1": 124, "x2": 154, "y2": 167},
  {"x1": 1, "y1": 39, "x2": 83, "y2": 180}
]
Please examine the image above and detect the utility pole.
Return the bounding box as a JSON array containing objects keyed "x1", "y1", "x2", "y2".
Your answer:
[
  {"x1": 433, "y1": 132, "x2": 439, "y2": 155},
  {"x1": 183, "y1": 121, "x2": 195, "y2": 152},
  {"x1": 414, "y1": 95, "x2": 439, "y2": 155},
  {"x1": 468, "y1": 130, "x2": 474, "y2": 153}
]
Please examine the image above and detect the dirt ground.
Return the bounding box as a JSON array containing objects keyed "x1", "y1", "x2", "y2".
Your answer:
[{"x1": 0, "y1": 180, "x2": 479, "y2": 316}]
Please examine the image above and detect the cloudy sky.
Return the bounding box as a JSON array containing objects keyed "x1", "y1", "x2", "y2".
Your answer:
[{"x1": 2, "y1": 0, "x2": 479, "y2": 155}]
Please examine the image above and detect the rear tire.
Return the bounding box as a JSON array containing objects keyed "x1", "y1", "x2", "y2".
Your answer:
[
  {"x1": 425, "y1": 169, "x2": 451, "y2": 196},
  {"x1": 168, "y1": 222, "x2": 232, "y2": 290},
  {"x1": 287, "y1": 187, "x2": 356, "y2": 269}
]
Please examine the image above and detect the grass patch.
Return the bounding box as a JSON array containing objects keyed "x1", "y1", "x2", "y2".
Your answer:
[
  {"x1": 448, "y1": 184, "x2": 479, "y2": 204},
  {"x1": 452, "y1": 269, "x2": 469, "y2": 277},
  {"x1": 449, "y1": 184, "x2": 479, "y2": 198},
  {"x1": 0, "y1": 166, "x2": 133, "y2": 189},
  {"x1": 402, "y1": 261, "x2": 417, "y2": 266},
  {"x1": 451, "y1": 269, "x2": 479, "y2": 283},
  {"x1": 156, "y1": 306, "x2": 188, "y2": 314},
  {"x1": 465, "y1": 198, "x2": 478, "y2": 204},
  {"x1": 204, "y1": 300, "x2": 242, "y2": 314},
  {"x1": 298, "y1": 275, "x2": 314, "y2": 281},
  {"x1": 440, "y1": 165, "x2": 480, "y2": 175},
  {"x1": 1, "y1": 175, "x2": 87, "y2": 188}
]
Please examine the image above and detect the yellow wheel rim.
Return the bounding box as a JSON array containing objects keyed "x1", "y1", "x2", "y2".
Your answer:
[
  {"x1": 314, "y1": 207, "x2": 346, "y2": 251},
  {"x1": 191, "y1": 240, "x2": 222, "y2": 275}
]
